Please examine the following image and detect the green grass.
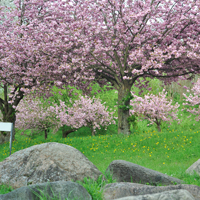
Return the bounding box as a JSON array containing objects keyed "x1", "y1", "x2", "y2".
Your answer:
[{"x1": 1, "y1": 125, "x2": 200, "y2": 199}]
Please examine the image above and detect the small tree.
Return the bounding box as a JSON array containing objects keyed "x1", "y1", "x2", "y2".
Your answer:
[
  {"x1": 55, "y1": 96, "x2": 116, "y2": 136},
  {"x1": 16, "y1": 97, "x2": 61, "y2": 139},
  {"x1": 130, "y1": 90, "x2": 180, "y2": 131},
  {"x1": 183, "y1": 78, "x2": 200, "y2": 121}
]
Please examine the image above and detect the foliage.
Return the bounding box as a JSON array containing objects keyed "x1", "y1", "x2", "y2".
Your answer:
[
  {"x1": 28, "y1": 183, "x2": 62, "y2": 200},
  {"x1": 76, "y1": 176, "x2": 104, "y2": 200},
  {"x1": 77, "y1": 173, "x2": 116, "y2": 200},
  {"x1": 45, "y1": 85, "x2": 82, "y2": 107},
  {"x1": 89, "y1": 82, "x2": 118, "y2": 117},
  {"x1": 128, "y1": 114, "x2": 138, "y2": 131},
  {"x1": 132, "y1": 77, "x2": 163, "y2": 97},
  {"x1": 118, "y1": 92, "x2": 133, "y2": 111},
  {"x1": 0, "y1": 184, "x2": 13, "y2": 195}
]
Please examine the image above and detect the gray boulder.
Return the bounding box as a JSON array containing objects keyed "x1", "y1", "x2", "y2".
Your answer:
[
  {"x1": 0, "y1": 181, "x2": 91, "y2": 200},
  {"x1": 0, "y1": 142, "x2": 103, "y2": 189},
  {"x1": 103, "y1": 182, "x2": 200, "y2": 200},
  {"x1": 106, "y1": 160, "x2": 183, "y2": 185},
  {"x1": 186, "y1": 159, "x2": 200, "y2": 176},
  {"x1": 113, "y1": 189, "x2": 195, "y2": 200}
]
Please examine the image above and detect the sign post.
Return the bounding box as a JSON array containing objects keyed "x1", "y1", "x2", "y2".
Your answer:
[{"x1": 0, "y1": 122, "x2": 13, "y2": 156}]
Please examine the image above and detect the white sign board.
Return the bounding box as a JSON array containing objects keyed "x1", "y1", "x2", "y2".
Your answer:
[
  {"x1": 0, "y1": 122, "x2": 12, "y2": 131},
  {"x1": 0, "y1": 122, "x2": 13, "y2": 156}
]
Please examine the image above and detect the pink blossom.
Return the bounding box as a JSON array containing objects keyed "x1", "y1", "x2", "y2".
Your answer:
[
  {"x1": 55, "y1": 96, "x2": 116, "y2": 136},
  {"x1": 183, "y1": 78, "x2": 200, "y2": 121},
  {"x1": 16, "y1": 95, "x2": 116, "y2": 137},
  {"x1": 130, "y1": 90, "x2": 180, "y2": 131}
]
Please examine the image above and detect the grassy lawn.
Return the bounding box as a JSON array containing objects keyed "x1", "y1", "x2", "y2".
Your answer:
[{"x1": 1, "y1": 124, "x2": 200, "y2": 199}]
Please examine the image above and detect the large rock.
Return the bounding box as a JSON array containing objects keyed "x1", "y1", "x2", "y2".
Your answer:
[
  {"x1": 113, "y1": 189, "x2": 195, "y2": 200},
  {"x1": 106, "y1": 160, "x2": 183, "y2": 185},
  {"x1": 0, "y1": 142, "x2": 103, "y2": 189},
  {"x1": 186, "y1": 159, "x2": 200, "y2": 176},
  {"x1": 0, "y1": 181, "x2": 91, "y2": 200},
  {"x1": 103, "y1": 182, "x2": 200, "y2": 200}
]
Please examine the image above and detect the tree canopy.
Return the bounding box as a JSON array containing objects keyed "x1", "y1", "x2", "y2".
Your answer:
[{"x1": 0, "y1": 0, "x2": 200, "y2": 136}]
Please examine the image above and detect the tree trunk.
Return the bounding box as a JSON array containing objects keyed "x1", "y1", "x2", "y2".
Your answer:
[
  {"x1": 157, "y1": 125, "x2": 161, "y2": 132},
  {"x1": 44, "y1": 129, "x2": 48, "y2": 140},
  {"x1": 118, "y1": 85, "x2": 132, "y2": 135},
  {"x1": 0, "y1": 84, "x2": 24, "y2": 144},
  {"x1": 62, "y1": 129, "x2": 76, "y2": 138},
  {"x1": 0, "y1": 108, "x2": 16, "y2": 144},
  {"x1": 155, "y1": 118, "x2": 161, "y2": 132},
  {"x1": 90, "y1": 127, "x2": 95, "y2": 136}
]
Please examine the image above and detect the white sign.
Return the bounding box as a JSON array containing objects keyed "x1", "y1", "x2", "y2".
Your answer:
[
  {"x1": 0, "y1": 122, "x2": 13, "y2": 156},
  {"x1": 0, "y1": 122, "x2": 12, "y2": 131}
]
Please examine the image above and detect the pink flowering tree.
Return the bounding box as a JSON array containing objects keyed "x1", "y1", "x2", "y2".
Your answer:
[
  {"x1": 0, "y1": 2, "x2": 92, "y2": 142},
  {"x1": 15, "y1": 97, "x2": 62, "y2": 139},
  {"x1": 1, "y1": 0, "x2": 200, "y2": 136},
  {"x1": 130, "y1": 90, "x2": 180, "y2": 131},
  {"x1": 20, "y1": 0, "x2": 200, "y2": 135},
  {"x1": 16, "y1": 95, "x2": 116, "y2": 138},
  {"x1": 183, "y1": 78, "x2": 200, "y2": 121},
  {"x1": 56, "y1": 96, "x2": 116, "y2": 136}
]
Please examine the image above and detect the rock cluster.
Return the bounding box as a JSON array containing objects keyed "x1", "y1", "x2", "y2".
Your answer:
[{"x1": 0, "y1": 142, "x2": 200, "y2": 200}]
